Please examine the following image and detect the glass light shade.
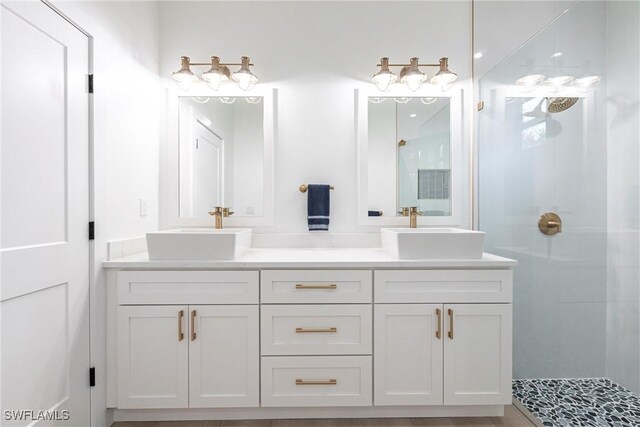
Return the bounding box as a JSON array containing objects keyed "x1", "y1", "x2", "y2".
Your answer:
[
  {"x1": 400, "y1": 58, "x2": 426, "y2": 92},
  {"x1": 232, "y1": 56, "x2": 258, "y2": 91},
  {"x1": 202, "y1": 57, "x2": 230, "y2": 91},
  {"x1": 372, "y1": 57, "x2": 397, "y2": 91},
  {"x1": 368, "y1": 97, "x2": 386, "y2": 104},
  {"x1": 430, "y1": 58, "x2": 457, "y2": 91},
  {"x1": 394, "y1": 97, "x2": 410, "y2": 104},
  {"x1": 573, "y1": 76, "x2": 601, "y2": 92},
  {"x1": 219, "y1": 97, "x2": 236, "y2": 104},
  {"x1": 372, "y1": 71, "x2": 397, "y2": 91},
  {"x1": 246, "y1": 97, "x2": 262, "y2": 104},
  {"x1": 515, "y1": 74, "x2": 545, "y2": 92},
  {"x1": 421, "y1": 97, "x2": 437, "y2": 105},
  {"x1": 172, "y1": 56, "x2": 199, "y2": 91}
]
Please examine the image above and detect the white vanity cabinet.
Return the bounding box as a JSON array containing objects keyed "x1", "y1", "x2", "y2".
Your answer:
[
  {"x1": 373, "y1": 270, "x2": 513, "y2": 407},
  {"x1": 114, "y1": 271, "x2": 260, "y2": 410},
  {"x1": 105, "y1": 255, "x2": 515, "y2": 421}
]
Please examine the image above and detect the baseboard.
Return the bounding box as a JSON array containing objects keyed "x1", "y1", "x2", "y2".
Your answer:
[
  {"x1": 512, "y1": 398, "x2": 544, "y2": 427},
  {"x1": 113, "y1": 405, "x2": 505, "y2": 422}
]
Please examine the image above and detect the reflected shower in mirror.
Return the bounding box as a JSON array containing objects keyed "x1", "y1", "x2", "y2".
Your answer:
[
  {"x1": 367, "y1": 97, "x2": 451, "y2": 217},
  {"x1": 178, "y1": 96, "x2": 264, "y2": 218}
]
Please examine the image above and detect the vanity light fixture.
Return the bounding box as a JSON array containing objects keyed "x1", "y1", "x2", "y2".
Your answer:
[
  {"x1": 430, "y1": 57, "x2": 458, "y2": 91},
  {"x1": 172, "y1": 55, "x2": 258, "y2": 91},
  {"x1": 372, "y1": 56, "x2": 457, "y2": 92}
]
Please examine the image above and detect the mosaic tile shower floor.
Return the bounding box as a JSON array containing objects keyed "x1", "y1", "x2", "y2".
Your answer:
[{"x1": 513, "y1": 378, "x2": 640, "y2": 426}]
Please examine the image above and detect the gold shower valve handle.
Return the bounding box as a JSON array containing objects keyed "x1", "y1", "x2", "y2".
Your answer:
[{"x1": 538, "y1": 212, "x2": 563, "y2": 235}]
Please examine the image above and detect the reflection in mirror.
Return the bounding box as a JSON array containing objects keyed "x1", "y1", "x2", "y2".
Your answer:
[
  {"x1": 178, "y1": 96, "x2": 264, "y2": 218},
  {"x1": 368, "y1": 97, "x2": 451, "y2": 217}
]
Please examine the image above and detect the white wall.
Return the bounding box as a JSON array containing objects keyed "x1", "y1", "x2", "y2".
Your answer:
[
  {"x1": 49, "y1": 2, "x2": 160, "y2": 426},
  {"x1": 605, "y1": 0, "x2": 640, "y2": 394},
  {"x1": 159, "y1": 1, "x2": 472, "y2": 233}
]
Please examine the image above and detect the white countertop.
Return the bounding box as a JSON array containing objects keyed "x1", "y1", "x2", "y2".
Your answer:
[{"x1": 103, "y1": 248, "x2": 517, "y2": 269}]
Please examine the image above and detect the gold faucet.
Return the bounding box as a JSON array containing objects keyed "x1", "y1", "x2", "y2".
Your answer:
[
  {"x1": 208, "y1": 206, "x2": 234, "y2": 229},
  {"x1": 398, "y1": 206, "x2": 421, "y2": 228}
]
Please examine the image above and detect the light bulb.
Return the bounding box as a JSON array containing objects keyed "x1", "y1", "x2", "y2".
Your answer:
[{"x1": 232, "y1": 56, "x2": 258, "y2": 91}]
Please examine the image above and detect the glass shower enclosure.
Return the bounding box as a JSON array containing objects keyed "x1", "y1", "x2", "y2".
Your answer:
[{"x1": 476, "y1": 1, "x2": 639, "y2": 424}]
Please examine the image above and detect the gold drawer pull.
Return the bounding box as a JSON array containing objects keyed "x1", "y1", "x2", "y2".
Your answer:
[
  {"x1": 178, "y1": 310, "x2": 184, "y2": 342},
  {"x1": 295, "y1": 327, "x2": 338, "y2": 333},
  {"x1": 295, "y1": 284, "x2": 337, "y2": 290},
  {"x1": 448, "y1": 308, "x2": 454, "y2": 340},
  {"x1": 296, "y1": 379, "x2": 337, "y2": 385},
  {"x1": 436, "y1": 308, "x2": 442, "y2": 339},
  {"x1": 190, "y1": 310, "x2": 197, "y2": 341}
]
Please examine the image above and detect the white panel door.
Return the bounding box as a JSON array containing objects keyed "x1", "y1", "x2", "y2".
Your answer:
[
  {"x1": 117, "y1": 306, "x2": 189, "y2": 409},
  {"x1": 192, "y1": 122, "x2": 223, "y2": 215},
  {"x1": 1, "y1": 1, "x2": 90, "y2": 425},
  {"x1": 189, "y1": 305, "x2": 259, "y2": 408},
  {"x1": 443, "y1": 304, "x2": 513, "y2": 405},
  {"x1": 374, "y1": 304, "x2": 443, "y2": 406}
]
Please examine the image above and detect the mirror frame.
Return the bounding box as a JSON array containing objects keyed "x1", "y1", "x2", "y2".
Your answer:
[
  {"x1": 356, "y1": 87, "x2": 463, "y2": 226},
  {"x1": 161, "y1": 86, "x2": 276, "y2": 227}
]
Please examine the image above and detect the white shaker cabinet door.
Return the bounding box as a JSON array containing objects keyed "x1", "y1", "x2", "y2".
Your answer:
[
  {"x1": 117, "y1": 305, "x2": 189, "y2": 409},
  {"x1": 374, "y1": 304, "x2": 444, "y2": 405},
  {"x1": 443, "y1": 304, "x2": 513, "y2": 405},
  {"x1": 189, "y1": 305, "x2": 260, "y2": 408}
]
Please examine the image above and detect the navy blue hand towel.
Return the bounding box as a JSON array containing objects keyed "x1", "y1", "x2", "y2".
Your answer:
[{"x1": 307, "y1": 184, "x2": 330, "y2": 231}]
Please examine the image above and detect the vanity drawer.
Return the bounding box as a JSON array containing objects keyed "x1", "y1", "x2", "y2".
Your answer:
[
  {"x1": 261, "y1": 356, "x2": 372, "y2": 407},
  {"x1": 117, "y1": 271, "x2": 259, "y2": 305},
  {"x1": 374, "y1": 270, "x2": 512, "y2": 303},
  {"x1": 261, "y1": 305, "x2": 372, "y2": 355},
  {"x1": 260, "y1": 270, "x2": 372, "y2": 304}
]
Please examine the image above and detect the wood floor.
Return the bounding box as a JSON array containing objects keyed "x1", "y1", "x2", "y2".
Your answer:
[{"x1": 111, "y1": 405, "x2": 537, "y2": 427}]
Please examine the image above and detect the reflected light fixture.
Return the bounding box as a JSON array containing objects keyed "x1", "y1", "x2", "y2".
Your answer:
[
  {"x1": 430, "y1": 57, "x2": 458, "y2": 91},
  {"x1": 573, "y1": 76, "x2": 601, "y2": 92},
  {"x1": 474, "y1": 52, "x2": 483, "y2": 59},
  {"x1": 372, "y1": 56, "x2": 457, "y2": 92},
  {"x1": 515, "y1": 74, "x2": 546, "y2": 92},
  {"x1": 172, "y1": 55, "x2": 258, "y2": 91}
]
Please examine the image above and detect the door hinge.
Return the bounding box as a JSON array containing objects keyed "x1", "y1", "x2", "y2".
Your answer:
[
  {"x1": 477, "y1": 100, "x2": 485, "y2": 111},
  {"x1": 88, "y1": 74, "x2": 94, "y2": 94},
  {"x1": 89, "y1": 367, "x2": 96, "y2": 387},
  {"x1": 88, "y1": 221, "x2": 95, "y2": 240}
]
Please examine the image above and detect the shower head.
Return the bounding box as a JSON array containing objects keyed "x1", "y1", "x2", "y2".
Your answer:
[{"x1": 547, "y1": 97, "x2": 579, "y2": 113}]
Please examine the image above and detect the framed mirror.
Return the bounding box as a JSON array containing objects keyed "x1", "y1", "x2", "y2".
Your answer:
[
  {"x1": 356, "y1": 88, "x2": 462, "y2": 226},
  {"x1": 162, "y1": 88, "x2": 275, "y2": 227}
]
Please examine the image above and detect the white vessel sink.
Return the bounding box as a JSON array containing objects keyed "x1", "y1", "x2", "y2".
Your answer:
[
  {"x1": 146, "y1": 229, "x2": 252, "y2": 260},
  {"x1": 381, "y1": 228, "x2": 485, "y2": 260}
]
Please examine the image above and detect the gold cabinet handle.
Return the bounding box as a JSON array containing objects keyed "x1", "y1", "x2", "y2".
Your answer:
[
  {"x1": 436, "y1": 308, "x2": 442, "y2": 339},
  {"x1": 295, "y1": 327, "x2": 338, "y2": 333},
  {"x1": 190, "y1": 310, "x2": 197, "y2": 341},
  {"x1": 178, "y1": 310, "x2": 184, "y2": 341},
  {"x1": 447, "y1": 308, "x2": 454, "y2": 339},
  {"x1": 295, "y1": 379, "x2": 337, "y2": 385},
  {"x1": 295, "y1": 284, "x2": 337, "y2": 290}
]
